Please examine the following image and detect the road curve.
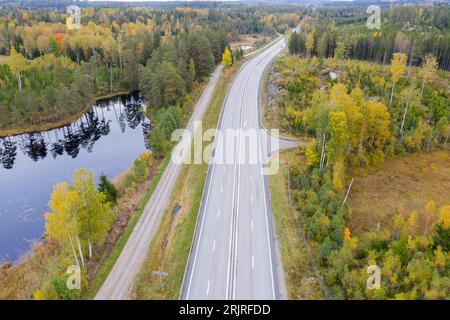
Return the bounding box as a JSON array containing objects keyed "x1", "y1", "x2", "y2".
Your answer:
[
  {"x1": 181, "y1": 37, "x2": 287, "y2": 300},
  {"x1": 95, "y1": 65, "x2": 223, "y2": 300}
]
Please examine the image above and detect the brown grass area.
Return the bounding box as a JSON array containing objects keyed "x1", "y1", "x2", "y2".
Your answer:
[
  {"x1": 349, "y1": 150, "x2": 450, "y2": 235},
  {"x1": 0, "y1": 240, "x2": 61, "y2": 299},
  {"x1": 230, "y1": 34, "x2": 271, "y2": 50}
]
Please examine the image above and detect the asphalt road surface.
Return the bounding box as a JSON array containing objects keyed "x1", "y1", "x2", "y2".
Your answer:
[
  {"x1": 181, "y1": 37, "x2": 289, "y2": 300},
  {"x1": 95, "y1": 65, "x2": 223, "y2": 300}
]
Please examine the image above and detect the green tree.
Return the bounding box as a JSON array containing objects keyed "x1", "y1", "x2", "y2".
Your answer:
[
  {"x1": 420, "y1": 54, "x2": 438, "y2": 97},
  {"x1": 305, "y1": 29, "x2": 315, "y2": 57},
  {"x1": 435, "y1": 116, "x2": 450, "y2": 147},
  {"x1": 327, "y1": 111, "x2": 348, "y2": 164},
  {"x1": 187, "y1": 32, "x2": 215, "y2": 80},
  {"x1": 188, "y1": 58, "x2": 196, "y2": 84},
  {"x1": 48, "y1": 37, "x2": 60, "y2": 56},
  {"x1": 334, "y1": 41, "x2": 346, "y2": 60},
  {"x1": 98, "y1": 174, "x2": 118, "y2": 204},
  {"x1": 160, "y1": 61, "x2": 186, "y2": 106}
]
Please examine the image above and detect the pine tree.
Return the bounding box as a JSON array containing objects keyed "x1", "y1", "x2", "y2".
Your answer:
[{"x1": 98, "y1": 174, "x2": 118, "y2": 204}]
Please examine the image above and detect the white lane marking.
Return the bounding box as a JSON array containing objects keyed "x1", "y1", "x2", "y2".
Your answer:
[
  {"x1": 243, "y1": 120, "x2": 248, "y2": 128},
  {"x1": 251, "y1": 195, "x2": 253, "y2": 203},
  {"x1": 258, "y1": 133, "x2": 276, "y2": 300},
  {"x1": 250, "y1": 175, "x2": 252, "y2": 182},
  {"x1": 206, "y1": 280, "x2": 210, "y2": 296},
  {"x1": 212, "y1": 240, "x2": 216, "y2": 252},
  {"x1": 221, "y1": 185, "x2": 223, "y2": 193},
  {"x1": 252, "y1": 256, "x2": 255, "y2": 270},
  {"x1": 217, "y1": 209, "x2": 221, "y2": 218},
  {"x1": 251, "y1": 220, "x2": 254, "y2": 233},
  {"x1": 186, "y1": 164, "x2": 216, "y2": 299}
]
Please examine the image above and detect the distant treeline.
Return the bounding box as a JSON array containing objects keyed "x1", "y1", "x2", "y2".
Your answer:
[
  {"x1": 0, "y1": 6, "x2": 300, "y2": 132},
  {"x1": 289, "y1": 5, "x2": 450, "y2": 70}
]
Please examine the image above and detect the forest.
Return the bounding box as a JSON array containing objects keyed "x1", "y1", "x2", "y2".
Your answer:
[
  {"x1": 289, "y1": 5, "x2": 450, "y2": 70},
  {"x1": 0, "y1": 4, "x2": 300, "y2": 133},
  {"x1": 271, "y1": 4, "x2": 449, "y2": 299}
]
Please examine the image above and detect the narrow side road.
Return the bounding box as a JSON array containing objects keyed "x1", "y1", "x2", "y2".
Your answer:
[{"x1": 95, "y1": 65, "x2": 223, "y2": 300}]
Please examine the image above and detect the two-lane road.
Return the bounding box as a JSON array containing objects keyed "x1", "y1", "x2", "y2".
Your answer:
[{"x1": 182, "y1": 37, "x2": 287, "y2": 300}]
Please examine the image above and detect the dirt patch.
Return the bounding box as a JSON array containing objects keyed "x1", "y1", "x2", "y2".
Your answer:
[
  {"x1": 349, "y1": 150, "x2": 450, "y2": 235},
  {"x1": 230, "y1": 34, "x2": 271, "y2": 50}
]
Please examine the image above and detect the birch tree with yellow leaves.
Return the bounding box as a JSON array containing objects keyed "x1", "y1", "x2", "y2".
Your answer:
[
  {"x1": 45, "y1": 169, "x2": 113, "y2": 268},
  {"x1": 389, "y1": 52, "x2": 407, "y2": 108}
]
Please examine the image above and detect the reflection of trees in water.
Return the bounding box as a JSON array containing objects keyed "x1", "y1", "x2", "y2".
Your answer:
[
  {"x1": 20, "y1": 134, "x2": 47, "y2": 162},
  {"x1": 0, "y1": 94, "x2": 150, "y2": 169},
  {"x1": 142, "y1": 118, "x2": 151, "y2": 149},
  {"x1": 0, "y1": 138, "x2": 17, "y2": 169}
]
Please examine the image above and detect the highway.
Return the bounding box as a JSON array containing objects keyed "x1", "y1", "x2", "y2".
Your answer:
[
  {"x1": 181, "y1": 36, "x2": 290, "y2": 300},
  {"x1": 95, "y1": 65, "x2": 223, "y2": 300}
]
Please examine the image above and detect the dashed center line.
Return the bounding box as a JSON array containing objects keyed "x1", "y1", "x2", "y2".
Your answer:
[
  {"x1": 252, "y1": 256, "x2": 255, "y2": 270},
  {"x1": 251, "y1": 195, "x2": 253, "y2": 203},
  {"x1": 212, "y1": 240, "x2": 216, "y2": 252},
  {"x1": 251, "y1": 220, "x2": 254, "y2": 232},
  {"x1": 217, "y1": 209, "x2": 221, "y2": 218},
  {"x1": 206, "y1": 280, "x2": 210, "y2": 295}
]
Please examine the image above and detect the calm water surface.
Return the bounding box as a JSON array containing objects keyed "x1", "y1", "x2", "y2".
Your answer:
[{"x1": 0, "y1": 93, "x2": 150, "y2": 263}]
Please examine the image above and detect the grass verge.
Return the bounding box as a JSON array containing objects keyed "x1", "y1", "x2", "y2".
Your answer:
[
  {"x1": 269, "y1": 149, "x2": 325, "y2": 299},
  {"x1": 131, "y1": 63, "x2": 241, "y2": 299}
]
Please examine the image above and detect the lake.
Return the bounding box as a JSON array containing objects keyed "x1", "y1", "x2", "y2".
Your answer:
[{"x1": 0, "y1": 93, "x2": 150, "y2": 263}]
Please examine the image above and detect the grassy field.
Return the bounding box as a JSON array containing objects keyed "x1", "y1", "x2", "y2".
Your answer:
[
  {"x1": 269, "y1": 149, "x2": 325, "y2": 299},
  {"x1": 349, "y1": 150, "x2": 450, "y2": 235},
  {"x1": 230, "y1": 34, "x2": 272, "y2": 50},
  {"x1": 131, "y1": 63, "x2": 242, "y2": 299}
]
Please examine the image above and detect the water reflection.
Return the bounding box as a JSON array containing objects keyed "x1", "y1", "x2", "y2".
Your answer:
[
  {"x1": 0, "y1": 92, "x2": 151, "y2": 262},
  {"x1": 0, "y1": 93, "x2": 150, "y2": 170}
]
